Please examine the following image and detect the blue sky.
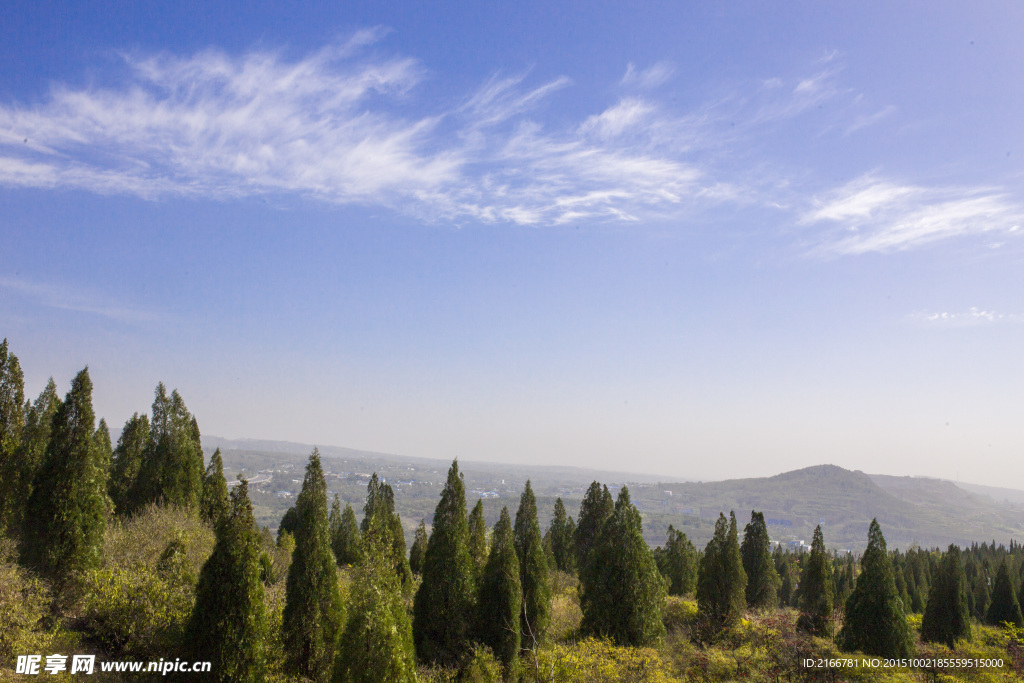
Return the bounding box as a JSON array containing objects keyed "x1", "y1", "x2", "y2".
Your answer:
[{"x1": 2, "y1": 2, "x2": 1023, "y2": 487}]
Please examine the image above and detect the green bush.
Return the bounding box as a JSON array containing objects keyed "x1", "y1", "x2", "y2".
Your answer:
[{"x1": 0, "y1": 539, "x2": 53, "y2": 668}]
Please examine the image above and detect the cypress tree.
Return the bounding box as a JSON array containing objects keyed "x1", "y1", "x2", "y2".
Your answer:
[
  {"x1": 109, "y1": 412, "x2": 149, "y2": 515},
  {"x1": 413, "y1": 459, "x2": 475, "y2": 667},
  {"x1": 796, "y1": 525, "x2": 834, "y2": 635},
  {"x1": 23, "y1": 368, "x2": 107, "y2": 582},
  {"x1": 329, "y1": 494, "x2": 343, "y2": 561},
  {"x1": 972, "y1": 571, "x2": 990, "y2": 621},
  {"x1": 132, "y1": 383, "x2": 204, "y2": 510},
  {"x1": 362, "y1": 474, "x2": 411, "y2": 588},
  {"x1": 333, "y1": 502, "x2": 362, "y2": 566},
  {"x1": 696, "y1": 512, "x2": 748, "y2": 635},
  {"x1": 283, "y1": 449, "x2": 345, "y2": 682},
  {"x1": 333, "y1": 513, "x2": 417, "y2": 683},
  {"x1": 514, "y1": 480, "x2": 551, "y2": 647},
  {"x1": 921, "y1": 544, "x2": 971, "y2": 647},
  {"x1": 187, "y1": 479, "x2": 267, "y2": 682},
  {"x1": 476, "y1": 507, "x2": 522, "y2": 673},
  {"x1": 661, "y1": 524, "x2": 698, "y2": 596},
  {"x1": 409, "y1": 519, "x2": 428, "y2": 575},
  {"x1": 200, "y1": 448, "x2": 230, "y2": 525},
  {"x1": 7, "y1": 379, "x2": 59, "y2": 536},
  {"x1": 0, "y1": 340, "x2": 25, "y2": 533},
  {"x1": 839, "y1": 519, "x2": 913, "y2": 658},
  {"x1": 575, "y1": 481, "x2": 614, "y2": 572},
  {"x1": 548, "y1": 497, "x2": 576, "y2": 574},
  {"x1": 986, "y1": 561, "x2": 1023, "y2": 627},
  {"x1": 468, "y1": 499, "x2": 488, "y2": 578},
  {"x1": 581, "y1": 487, "x2": 666, "y2": 646},
  {"x1": 778, "y1": 559, "x2": 794, "y2": 608},
  {"x1": 741, "y1": 511, "x2": 779, "y2": 609}
]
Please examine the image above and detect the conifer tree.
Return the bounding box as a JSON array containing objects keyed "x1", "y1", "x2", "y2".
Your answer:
[
  {"x1": 839, "y1": 519, "x2": 913, "y2": 658},
  {"x1": 362, "y1": 474, "x2": 411, "y2": 587},
  {"x1": 5, "y1": 379, "x2": 59, "y2": 537},
  {"x1": 283, "y1": 449, "x2": 344, "y2": 682},
  {"x1": 696, "y1": 512, "x2": 748, "y2": 634},
  {"x1": 132, "y1": 384, "x2": 204, "y2": 510},
  {"x1": 413, "y1": 459, "x2": 476, "y2": 667},
  {"x1": 200, "y1": 448, "x2": 230, "y2": 525},
  {"x1": 409, "y1": 520, "x2": 428, "y2": 575},
  {"x1": 329, "y1": 494, "x2": 343, "y2": 559},
  {"x1": 575, "y1": 481, "x2": 614, "y2": 572},
  {"x1": 660, "y1": 525, "x2": 698, "y2": 596},
  {"x1": 972, "y1": 571, "x2": 990, "y2": 621},
  {"x1": 514, "y1": 480, "x2": 551, "y2": 647},
  {"x1": 333, "y1": 513, "x2": 417, "y2": 683},
  {"x1": 109, "y1": 412, "x2": 149, "y2": 514},
  {"x1": 333, "y1": 502, "x2": 362, "y2": 566},
  {"x1": 548, "y1": 497, "x2": 576, "y2": 574},
  {"x1": 468, "y1": 499, "x2": 488, "y2": 578},
  {"x1": 741, "y1": 511, "x2": 779, "y2": 609},
  {"x1": 476, "y1": 507, "x2": 522, "y2": 673},
  {"x1": 187, "y1": 479, "x2": 267, "y2": 682},
  {"x1": 921, "y1": 544, "x2": 971, "y2": 647},
  {"x1": 580, "y1": 487, "x2": 666, "y2": 646},
  {"x1": 23, "y1": 368, "x2": 107, "y2": 581},
  {"x1": 0, "y1": 340, "x2": 25, "y2": 532},
  {"x1": 796, "y1": 525, "x2": 834, "y2": 635},
  {"x1": 986, "y1": 561, "x2": 1023, "y2": 627},
  {"x1": 778, "y1": 559, "x2": 794, "y2": 608}
]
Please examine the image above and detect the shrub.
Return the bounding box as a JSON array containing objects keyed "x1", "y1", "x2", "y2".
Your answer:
[{"x1": 0, "y1": 539, "x2": 53, "y2": 667}]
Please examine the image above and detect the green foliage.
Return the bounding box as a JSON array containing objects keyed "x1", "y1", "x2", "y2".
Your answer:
[
  {"x1": 581, "y1": 487, "x2": 666, "y2": 646},
  {"x1": 548, "y1": 497, "x2": 576, "y2": 574},
  {"x1": 362, "y1": 472, "x2": 412, "y2": 589},
  {"x1": 476, "y1": 506, "x2": 521, "y2": 672},
  {"x1": 283, "y1": 449, "x2": 345, "y2": 682},
  {"x1": 515, "y1": 479, "x2": 551, "y2": 646},
  {"x1": 468, "y1": 498, "x2": 488, "y2": 579},
  {"x1": 796, "y1": 525, "x2": 833, "y2": 636},
  {"x1": 536, "y1": 638, "x2": 675, "y2": 683},
  {"x1": 0, "y1": 340, "x2": 26, "y2": 534},
  {"x1": 200, "y1": 448, "x2": 230, "y2": 526},
  {"x1": 0, "y1": 538, "x2": 52, "y2": 668},
  {"x1": 23, "y1": 368, "x2": 107, "y2": 583},
  {"x1": 986, "y1": 560, "x2": 1023, "y2": 627},
  {"x1": 574, "y1": 481, "x2": 613, "y2": 573},
  {"x1": 109, "y1": 412, "x2": 150, "y2": 515},
  {"x1": 333, "y1": 514, "x2": 417, "y2": 683},
  {"x1": 335, "y1": 502, "x2": 362, "y2": 566},
  {"x1": 921, "y1": 544, "x2": 972, "y2": 647},
  {"x1": 657, "y1": 525, "x2": 697, "y2": 597},
  {"x1": 740, "y1": 511, "x2": 778, "y2": 609},
  {"x1": 696, "y1": 512, "x2": 747, "y2": 636},
  {"x1": 131, "y1": 383, "x2": 204, "y2": 512},
  {"x1": 2, "y1": 378, "x2": 58, "y2": 541},
  {"x1": 410, "y1": 519, "x2": 428, "y2": 575},
  {"x1": 187, "y1": 480, "x2": 267, "y2": 682},
  {"x1": 414, "y1": 459, "x2": 476, "y2": 667},
  {"x1": 839, "y1": 519, "x2": 913, "y2": 658}
]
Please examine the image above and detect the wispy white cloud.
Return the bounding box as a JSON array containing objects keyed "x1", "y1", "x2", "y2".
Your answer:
[
  {"x1": 0, "y1": 276, "x2": 159, "y2": 323},
  {"x1": 909, "y1": 307, "x2": 1024, "y2": 327},
  {"x1": 801, "y1": 175, "x2": 1024, "y2": 254},
  {"x1": 621, "y1": 62, "x2": 674, "y2": 90},
  {"x1": 845, "y1": 105, "x2": 897, "y2": 135}
]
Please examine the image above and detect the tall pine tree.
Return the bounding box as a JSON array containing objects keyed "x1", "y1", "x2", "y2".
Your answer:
[
  {"x1": 23, "y1": 368, "x2": 108, "y2": 582},
  {"x1": 696, "y1": 512, "x2": 748, "y2": 635},
  {"x1": 187, "y1": 479, "x2": 267, "y2": 682},
  {"x1": 796, "y1": 525, "x2": 834, "y2": 636},
  {"x1": 548, "y1": 497, "x2": 576, "y2": 574},
  {"x1": 574, "y1": 481, "x2": 613, "y2": 573},
  {"x1": 283, "y1": 449, "x2": 344, "y2": 682},
  {"x1": 986, "y1": 560, "x2": 1023, "y2": 627},
  {"x1": 580, "y1": 487, "x2": 666, "y2": 646},
  {"x1": 200, "y1": 448, "x2": 230, "y2": 525},
  {"x1": 839, "y1": 519, "x2": 913, "y2": 658},
  {"x1": 333, "y1": 502, "x2": 362, "y2": 566},
  {"x1": 741, "y1": 511, "x2": 779, "y2": 609},
  {"x1": 476, "y1": 506, "x2": 522, "y2": 674},
  {"x1": 514, "y1": 480, "x2": 551, "y2": 647},
  {"x1": 0, "y1": 340, "x2": 25, "y2": 533},
  {"x1": 413, "y1": 459, "x2": 476, "y2": 667},
  {"x1": 921, "y1": 544, "x2": 971, "y2": 647},
  {"x1": 468, "y1": 499, "x2": 488, "y2": 579},
  {"x1": 131, "y1": 384, "x2": 204, "y2": 511},
  {"x1": 660, "y1": 525, "x2": 698, "y2": 596},
  {"x1": 108, "y1": 412, "x2": 149, "y2": 515},
  {"x1": 409, "y1": 519, "x2": 428, "y2": 575}
]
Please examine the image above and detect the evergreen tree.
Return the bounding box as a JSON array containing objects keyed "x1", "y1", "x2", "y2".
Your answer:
[
  {"x1": 333, "y1": 502, "x2": 362, "y2": 566},
  {"x1": 413, "y1": 459, "x2": 476, "y2": 667},
  {"x1": 23, "y1": 368, "x2": 108, "y2": 582},
  {"x1": 187, "y1": 479, "x2": 267, "y2": 682},
  {"x1": 200, "y1": 448, "x2": 230, "y2": 525},
  {"x1": 329, "y1": 494, "x2": 343, "y2": 561},
  {"x1": 476, "y1": 507, "x2": 522, "y2": 673},
  {"x1": 778, "y1": 558, "x2": 794, "y2": 608},
  {"x1": 548, "y1": 497, "x2": 576, "y2": 574},
  {"x1": 7, "y1": 379, "x2": 59, "y2": 537},
  {"x1": 660, "y1": 525, "x2": 697, "y2": 596},
  {"x1": 574, "y1": 481, "x2": 614, "y2": 572},
  {"x1": 972, "y1": 571, "x2": 990, "y2": 621},
  {"x1": 514, "y1": 480, "x2": 551, "y2": 647},
  {"x1": 796, "y1": 525, "x2": 834, "y2": 635},
  {"x1": 109, "y1": 412, "x2": 149, "y2": 515},
  {"x1": 741, "y1": 511, "x2": 779, "y2": 609},
  {"x1": 696, "y1": 512, "x2": 748, "y2": 634},
  {"x1": 409, "y1": 520, "x2": 428, "y2": 575},
  {"x1": 278, "y1": 505, "x2": 300, "y2": 542},
  {"x1": 132, "y1": 383, "x2": 204, "y2": 510},
  {"x1": 362, "y1": 473, "x2": 411, "y2": 588},
  {"x1": 839, "y1": 519, "x2": 913, "y2": 658},
  {"x1": 0, "y1": 340, "x2": 26, "y2": 532},
  {"x1": 333, "y1": 512, "x2": 417, "y2": 683},
  {"x1": 921, "y1": 544, "x2": 971, "y2": 647},
  {"x1": 468, "y1": 499, "x2": 488, "y2": 578},
  {"x1": 580, "y1": 487, "x2": 666, "y2": 646},
  {"x1": 986, "y1": 561, "x2": 1023, "y2": 627},
  {"x1": 283, "y1": 449, "x2": 345, "y2": 682}
]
